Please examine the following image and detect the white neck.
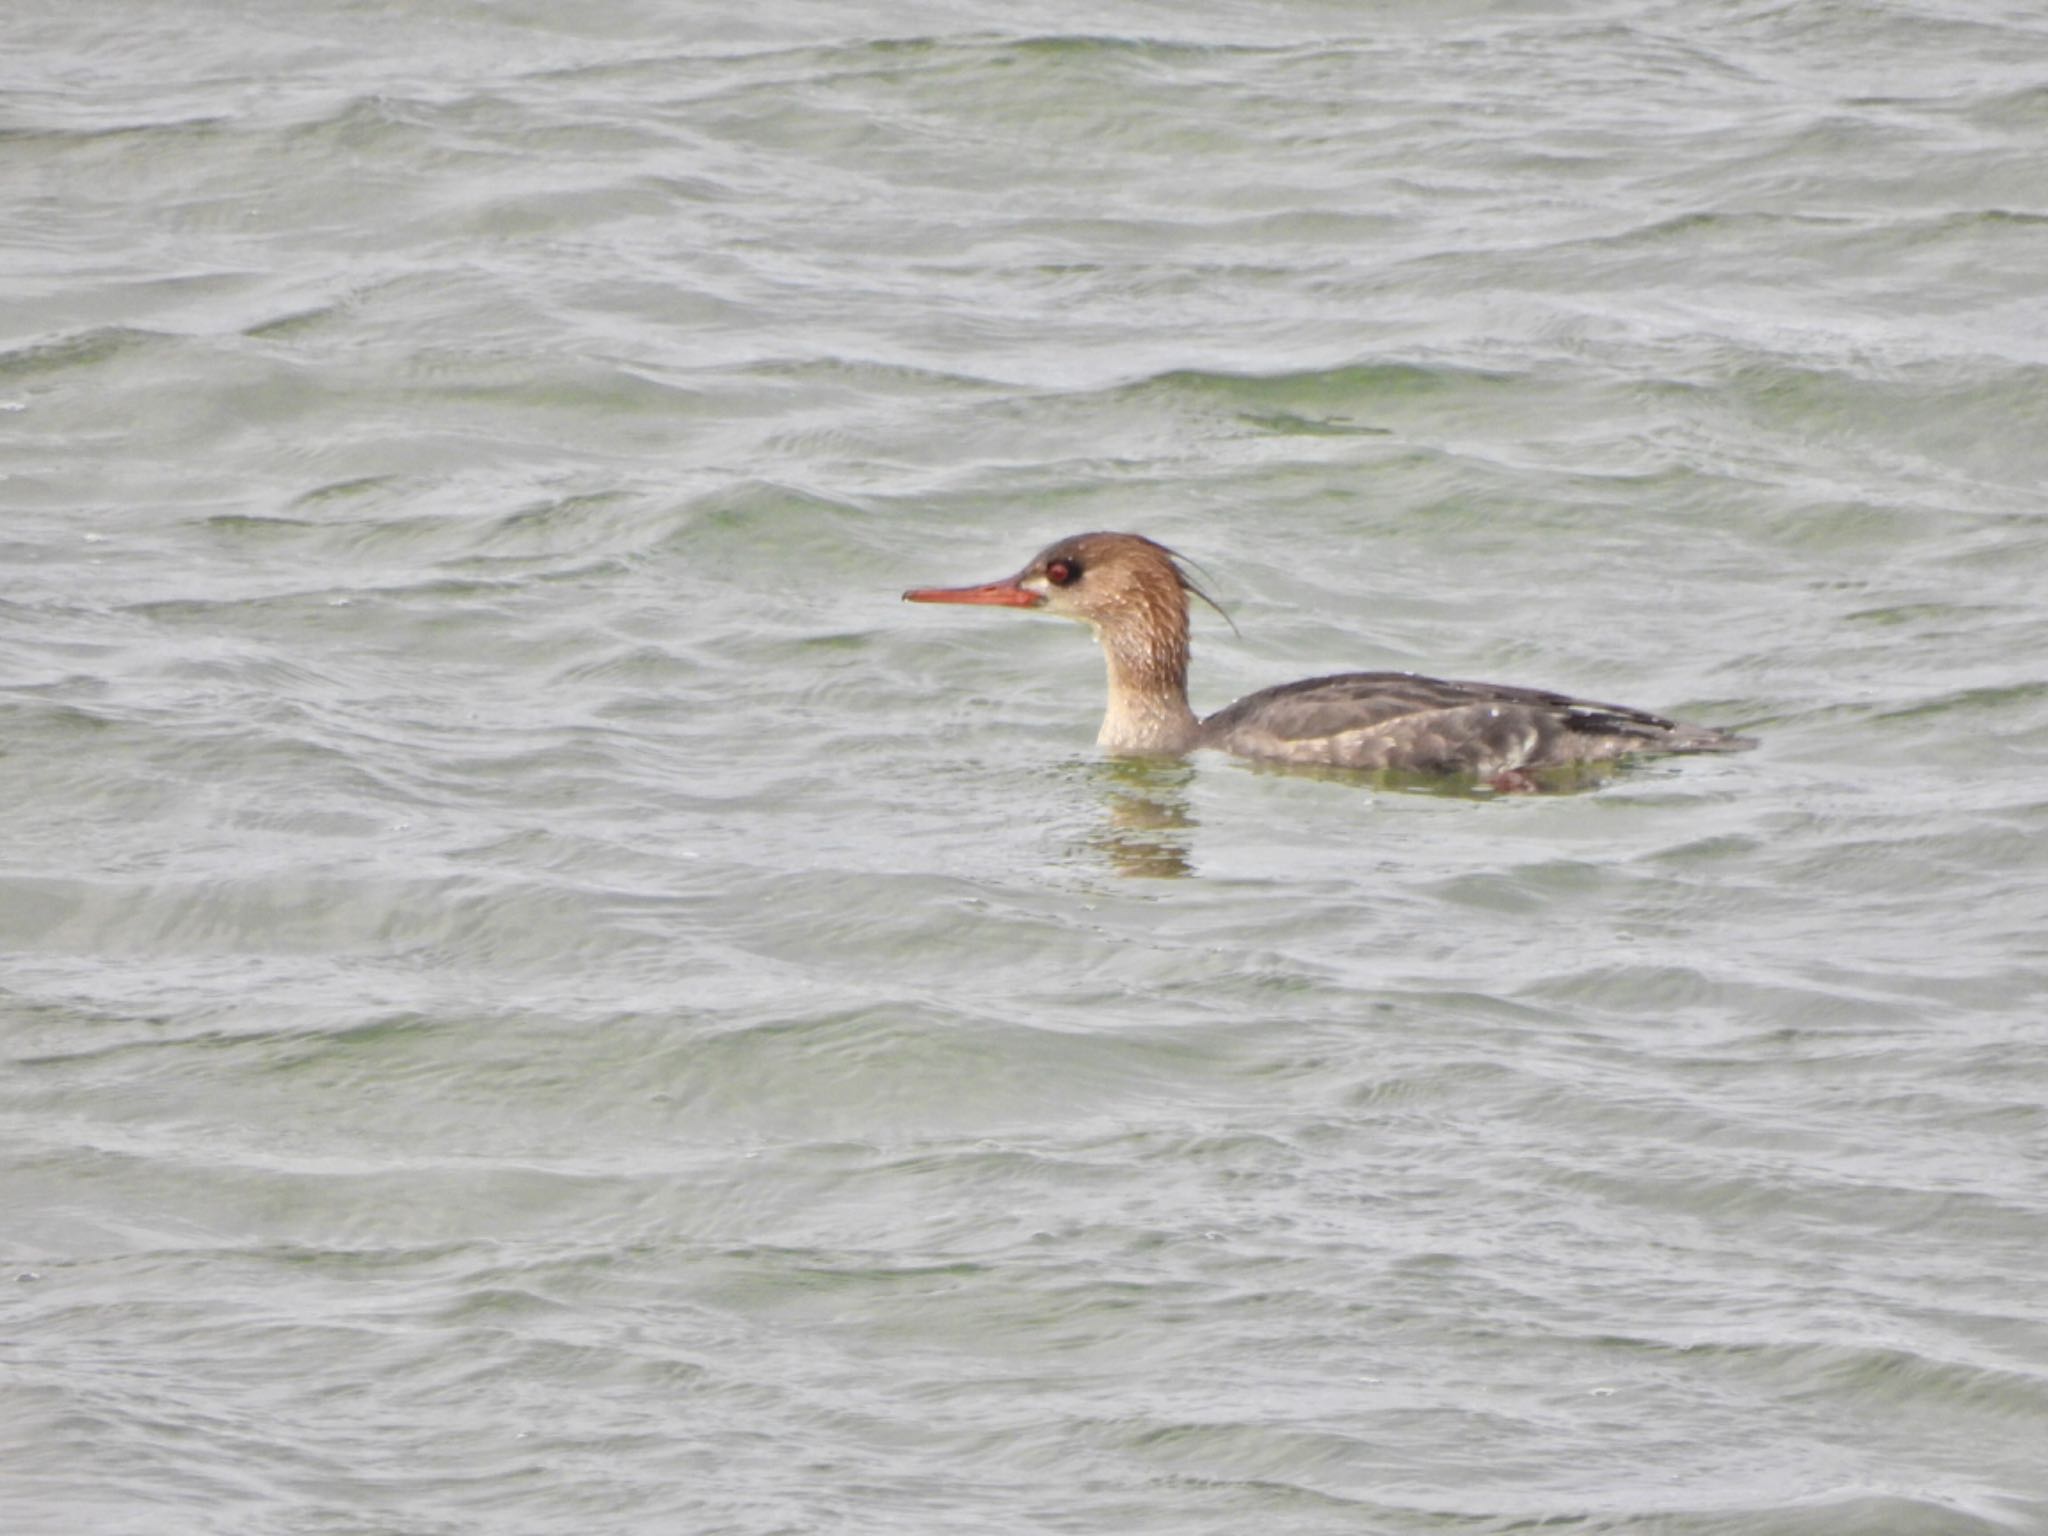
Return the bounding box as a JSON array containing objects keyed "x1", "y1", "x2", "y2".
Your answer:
[{"x1": 1094, "y1": 624, "x2": 1200, "y2": 755}]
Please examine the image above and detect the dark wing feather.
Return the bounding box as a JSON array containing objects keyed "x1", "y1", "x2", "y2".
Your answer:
[{"x1": 1199, "y1": 671, "x2": 1753, "y2": 774}]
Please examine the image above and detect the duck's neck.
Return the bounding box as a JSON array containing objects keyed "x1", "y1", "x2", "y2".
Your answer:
[{"x1": 1093, "y1": 605, "x2": 1200, "y2": 756}]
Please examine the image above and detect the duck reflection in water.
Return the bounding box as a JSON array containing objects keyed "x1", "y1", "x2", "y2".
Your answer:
[{"x1": 1080, "y1": 757, "x2": 1197, "y2": 880}]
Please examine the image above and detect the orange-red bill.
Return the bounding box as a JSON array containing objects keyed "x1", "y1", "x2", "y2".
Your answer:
[{"x1": 901, "y1": 579, "x2": 1042, "y2": 608}]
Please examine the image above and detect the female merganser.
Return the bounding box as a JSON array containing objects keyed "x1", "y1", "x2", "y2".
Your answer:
[{"x1": 903, "y1": 531, "x2": 1755, "y2": 781}]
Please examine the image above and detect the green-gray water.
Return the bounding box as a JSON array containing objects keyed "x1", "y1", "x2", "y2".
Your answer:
[{"x1": 6, "y1": 3, "x2": 2047, "y2": 1532}]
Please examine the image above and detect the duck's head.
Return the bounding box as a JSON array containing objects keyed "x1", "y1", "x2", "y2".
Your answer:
[{"x1": 902, "y1": 530, "x2": 1217, "y2": 636}]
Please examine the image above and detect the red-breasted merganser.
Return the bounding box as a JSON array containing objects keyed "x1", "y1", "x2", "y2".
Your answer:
[{"x1": 903, "y1": 531, "x2": 1755, "y2": 780}]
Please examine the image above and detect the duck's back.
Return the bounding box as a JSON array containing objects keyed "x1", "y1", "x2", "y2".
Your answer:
[{"x1": 1198, "y1": 671, "x2": 1755, "y2": 775}]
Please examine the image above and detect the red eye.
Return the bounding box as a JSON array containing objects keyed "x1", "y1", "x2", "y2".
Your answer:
[{"x1": 1045, "y1": 559, "x2": 1078, "y2": 587}]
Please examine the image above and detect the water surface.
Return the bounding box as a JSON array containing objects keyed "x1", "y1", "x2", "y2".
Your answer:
[{"x1": 5, "y1": 2, "x2": 2047, "y2": 1532}]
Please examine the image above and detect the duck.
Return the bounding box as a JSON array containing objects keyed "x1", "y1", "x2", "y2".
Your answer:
[{"x1": 902, "y1": 531, "x2": 1754, "y2": 785}]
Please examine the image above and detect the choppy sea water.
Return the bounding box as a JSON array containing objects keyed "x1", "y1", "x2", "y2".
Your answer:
[{"x1": 5, "y1": 2, "x2": 2048, "y2": 1532}]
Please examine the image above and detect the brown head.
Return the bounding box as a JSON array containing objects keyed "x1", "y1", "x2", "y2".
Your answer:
[
  {"x1": 901, "y1": 530, "x2": 1201, "y2": 625},
  {"x1": 902, "y1": 532, "x2": 1227, "y2": 754}
]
